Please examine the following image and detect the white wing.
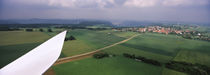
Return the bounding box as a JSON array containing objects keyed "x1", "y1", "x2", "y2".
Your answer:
[{"x1": 0, "y1": 31, "x2": 67, "y2": 75}]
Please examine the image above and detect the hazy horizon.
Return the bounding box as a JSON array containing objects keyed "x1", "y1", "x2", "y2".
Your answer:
[{"x1": 0, "y1": 0, "x2": 210, "y2": 23}]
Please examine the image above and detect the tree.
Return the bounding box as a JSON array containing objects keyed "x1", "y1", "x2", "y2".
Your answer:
[
  {"x1": 39, "y1": 28, "x2": 44, "y2": 32},
  {"x1": 26, "y1": 29, "x2": 33, "y2": 32},
  {"x1": 165, "y1": 61, "x2": 210, "y2": 75},
  {"x1": 93, "y1": 53, "x2": 109, "y2": 59},
  {"x1": 122, "y1": 53, "x2": 162, "y2": 66},
  {"x1": 48, "y1": 29, "x2": 52, "y2": 32},
  {"x1": 64, "y1": 35, "x2": 76, "y2": 41},
  {"x1": 0, "y1": 27, "x2": 10, "y2": 31},
  {"x1": 69, "y1": 36, "x2": 76, "y2": 40},
  {"x1": 182, "y1": 34, "x2": 192, "y2": 39}
]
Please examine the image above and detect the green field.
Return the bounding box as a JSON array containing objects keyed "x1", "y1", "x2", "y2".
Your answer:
[
  {"x1": 1, "y1": 28, "x2": 210, "y2": 75},
  {"x1": 103, "y1": 45, "x2": 172, "y2": 63},
  {"x1": 0, "y1": 31, "x2": 51, "y2": 68},
  {"x1": 0, "y1": 43, "x2": 41, "y2": 68},
  {"x1": 53, "y1": 56, "x2": 163, "y2": 75},
  {"x1": 54, "y1": 32, "x2": 210, "y2": 75},
  {"x1": 61, "y1": 29, "x2": 137, "y2": 56},
  {"x1": 162, "y1": 68, "x2": 187, "y2": 75},
  {"x1": 105, "y1": 33, "x2": 210, "y2": 62},
  {"x1": 173, "y1": 50, "x2": 210, "y2": 66},
  {"x1": 0, "y1": 29, "x2": 137, "y2": 68},
  {"x1": 62, "y1": 40, "x2": 95, "y2": 56},
  {"x1": 0, "y1": 31, "x2": 50, "y2": 46}
]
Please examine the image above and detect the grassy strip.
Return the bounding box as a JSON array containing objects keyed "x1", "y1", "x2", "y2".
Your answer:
[
  {"x1": 123, "y1": 53, "x2": 162, "y2": 66},
  {"x1": 53, "y1": 56, "x2": 162, "y2": 75},
  {"x1": 0, "y1": 43, "x2": 41, "y2": 68},
  {"x1": 122, "y1": 53, "x2": 210, "y2": 75}
]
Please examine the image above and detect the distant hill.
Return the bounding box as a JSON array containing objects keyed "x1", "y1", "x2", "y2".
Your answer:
[
  {"x1": 0, "y1": 19, "x2": 208, "y2": 27},
  {"x1": 111, "y1": 20, "x2": 210, "y2": 27},
  {"x1": 0, "y1": 19, "x2": 112, "y2": 25},
  {"x1": 111, "y1": 20, "x2": 163, "y2": 27}
]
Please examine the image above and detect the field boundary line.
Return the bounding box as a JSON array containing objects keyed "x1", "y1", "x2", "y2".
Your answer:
[{"x1": 54, "y1": 34, "x2": 139, "y2": 65}]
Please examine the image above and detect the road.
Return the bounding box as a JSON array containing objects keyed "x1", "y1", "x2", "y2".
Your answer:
[
  {"x1": 54, "y1": 34, "x2": 139, "y2": 65},
  {"x1": 44, "y1": 34, "x2": 139, "y2": 75}
]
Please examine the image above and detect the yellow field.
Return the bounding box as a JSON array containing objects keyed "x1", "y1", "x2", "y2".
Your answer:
[
  {"x1": 62, "y1": 40, "x2": 96, "y2": 56},
  {"x1": 0, "y1": 31, "x2": 50, "y2": 46},
  {"x1": 162, "y1": 68, "x2": 187, "y2": 75}
]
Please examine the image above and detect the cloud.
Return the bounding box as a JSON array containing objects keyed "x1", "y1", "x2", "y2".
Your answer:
[
  {"x1": 123, "y1": 0, "x2": 158, "y2": 7},
  {"x1": 162, "y1": 0, "x2": 209, "y2": 6},
  {"x1": 123, "y1": 0, "x2": 209, "y2": 8},
  {"x1": 48, "y1": 0, "x2": 76, "y2": 7},
  {"x1": 47, "y1": 0, "x2": 116, "y2": 8},
  {"x1": 4, "y1": 0, "x2": 209, "y2": 8},
  {"x1": 0, "y1": 0, "x2": 209, "y2": 23},
  {"x1": 6, "y1": 0, "x2": 48, "y2": 5},
  {"x1": 3, "y1": 0, "x2": 116, "y2": 8}
]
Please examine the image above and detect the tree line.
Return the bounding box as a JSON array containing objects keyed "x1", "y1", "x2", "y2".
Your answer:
[
  {"x1": 93, "y1": 53, "x2": 109, "y2": 59},
  {"x1": 166, "y1": 61, "x2": 210, "y2": 75},
  {"x1": 65, "y1": 36, "x2": 76, "y2": 41},
  {"x1": 0, "y1": 26, "x2": 20, "y2": 31},
  {"x1": 123, "y1": 53, "x2": 162, "y2": 66},
  {"x1": 122, "y1": 53, "x2": 210, "y2": 75},
  {"x1": 25, "y1": 28, "x2": 53, "y2": 32},
  {"x1": 93, "y1": 53, "x2": 116, "y2": 59}
]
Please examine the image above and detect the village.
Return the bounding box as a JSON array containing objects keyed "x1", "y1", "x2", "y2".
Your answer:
[
  {"x1": 112, "y1": 25, "x2": 210, "y2": 42},
  {"x1": 113, "y1": 26, "x2": 193, "y2": 35}
]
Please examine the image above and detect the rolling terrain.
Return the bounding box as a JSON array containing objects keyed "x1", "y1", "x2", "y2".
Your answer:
[
  {"x1": 53, "y1": 31, "x2": 210, "y2": 75},
  {"x1": 1, "y1": 28, "x2": 210, "y2": 75},
  {"x1": 53, "y1": 57, "x2": 163, "y2": 75},
  {"x1": 0, "y1": 31, "x2": 50, "y2": 68}
]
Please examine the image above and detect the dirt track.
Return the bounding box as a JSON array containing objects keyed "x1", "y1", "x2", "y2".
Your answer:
[
  {"x1": 43, "y1": 68, "x2": 55, "y2": 75},
  {"x1": 53, "y1": 34, "x2": 139, "y2": 66},
  {"x1": 44, "y1": 34, "x2": 139, "y2": 75}
]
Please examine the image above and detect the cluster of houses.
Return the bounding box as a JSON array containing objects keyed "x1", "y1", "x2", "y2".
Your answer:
[
  {"x1": 112, "y1": 26, "x2": 210, "y2": 41},
  {"x1": 112, "y1": 26, "x2": 197, "y2": 35},
  {"x1": 139, "y1": 26, "x2": 183, "y2": 35}
]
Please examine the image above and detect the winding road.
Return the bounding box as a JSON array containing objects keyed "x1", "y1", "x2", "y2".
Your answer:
[
  {"x1": 54, "y1": 34, "x2": 139, "y2": 65},
  {"x1": 44, "y1": 34, "x2": 139, "y2": 75}
]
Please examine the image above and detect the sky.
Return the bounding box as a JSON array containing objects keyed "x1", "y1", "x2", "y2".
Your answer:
[{"x1": 0, "y1": 0, "x2": 210, "y2": 23}]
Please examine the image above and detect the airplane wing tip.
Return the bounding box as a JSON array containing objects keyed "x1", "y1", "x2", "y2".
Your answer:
[{"x1": 0, "y1": 30, "x2": 68, "y2": 75}]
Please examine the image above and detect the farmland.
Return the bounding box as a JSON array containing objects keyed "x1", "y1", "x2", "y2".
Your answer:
[
  {"x1": 103, "y1": 33, "x2": 210, "y2": 63},
  {"x1": 0, "y1": 31, "x2": 50, "y2": 46},
  {"x1": 53, "y1": 57, "x2": 162, "y2": 75},
  {"x1": 61, "y1": 29, "x2": 136, "y2": 57},
  {"x1": 53, "y1": 31, "x2": 210, "y2": 75},
  {"x1": 0, "y1": 27, "x2": 210, "y2": 75},
  {"x1": 162, "y1": 68, "x2": 187, "y2": 75},
  {"x1": 0, "y1": 29, "x2": 137, "y2": 68},
  {"x1": 1, "y1": 0, "x2": 210, "y2": 74},
  {"x1": 0, "y1": 31, "x2": 50, "y2": 68},
  {"x1": 173, "y1": 50, "x2": 210, "y2": 66}
]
